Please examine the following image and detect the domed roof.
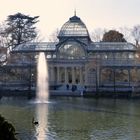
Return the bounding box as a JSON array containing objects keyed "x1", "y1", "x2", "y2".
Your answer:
[{"x1": 58, "y1": 15, "x2": 90, "y2": 37}]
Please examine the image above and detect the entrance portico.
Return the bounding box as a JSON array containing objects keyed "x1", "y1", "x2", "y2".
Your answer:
[{"x1": 50, "y1": 65, "x2": 85, "y2": 85}]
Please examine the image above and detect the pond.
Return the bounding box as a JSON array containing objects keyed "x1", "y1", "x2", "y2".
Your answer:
[{"x1": 0, "y1": 96, "x2": 140, "y2": 140}]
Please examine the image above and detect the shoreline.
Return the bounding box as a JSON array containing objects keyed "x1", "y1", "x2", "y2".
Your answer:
[{"x1": 0, "y1": 89, "x2": 140, "y2": 99}]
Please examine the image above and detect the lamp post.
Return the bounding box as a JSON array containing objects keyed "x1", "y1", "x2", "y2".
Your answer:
[
  {"x1": 28, "y1": 56, "x2": 32, "y2": 99},
  {"x1": 113, "y1": 68, "x2": 116, "y2": 97},
  {"x1": 95, "y1": 57, "x2": 100, "y2": 96}
]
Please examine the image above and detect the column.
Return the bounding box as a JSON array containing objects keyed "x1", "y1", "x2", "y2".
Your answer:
[
  {"x1": 95, "y1": 67, "x2": 98, "y2": 92},
  {"x1": 50, "y1": 66, "x2": 55, "y2": 83},
  {"x1": 135, "y1": 68, "x2": 138, "y2": 83},
  {"x1": 128, "y1": 69, "x2": 130, "y2": 86},
  {"x1": 65, "y1": 67, "x2": 68, "y2": 84},
  {"x1": 84, "y1": 65, "x2": 88, "y2": 85},
  {"x1": 113, "y1": 68, "x2": 116, "y2": 93},
  {"x1": 80, "y1": 66, "x2": 83, "y2": 84},
  {"x1": 99, "y1": 68, "x2": 102, "y2": 86},
  {"x1": 57, "y1": 66, "x2": 60, "y2": 83},
  {"x1": 72, "y1": 67, "x2": 75, "y2": 84},
  {"x1": 97, "y1": 66, "x2": 100, "y2": 87}
]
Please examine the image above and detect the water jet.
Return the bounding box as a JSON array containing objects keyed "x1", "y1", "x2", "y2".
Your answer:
[{"x1": 36, "y1": 52, "x2": 49, "y2": 103}]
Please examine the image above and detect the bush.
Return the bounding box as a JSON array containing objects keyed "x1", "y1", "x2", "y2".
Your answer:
[{"x1": 0, "y1": 115, "x2": 17, "y2": 140}]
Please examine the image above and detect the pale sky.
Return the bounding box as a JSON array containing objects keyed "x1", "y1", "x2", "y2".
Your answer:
[{"x1": 0, "y1": 0, "x2": 140, "y2": 40}]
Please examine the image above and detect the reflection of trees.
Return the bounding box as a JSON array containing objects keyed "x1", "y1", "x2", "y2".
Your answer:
[
  {"x1": 115, "y1": 69, "x2": 128, "y2": 82},
  {"x1": 6, "y1": 52, "x2": 36, "y2": 81},
  {"x1": 101, "y1": 68, "x2": 113, "y2": 82},
  {"x1": 130, "y1": 69, "x2": 137, "y2": 82},
  {"x1": 0, "y1": 52, "x2": 37, "y2": 88},
  {"x1": 58, "y1": 42, "x2": 85, "y2": 59},
  {"x1": 101, "y1": 68, "x2": 130, "y2": 83}
]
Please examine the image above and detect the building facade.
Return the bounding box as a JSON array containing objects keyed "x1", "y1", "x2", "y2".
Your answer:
[{"x1": 3, "y1": 14, "x2": 140, "y2": 94}]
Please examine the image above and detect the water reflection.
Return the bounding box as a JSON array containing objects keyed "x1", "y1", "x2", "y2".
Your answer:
[
  {"x1": 1, "y1": 97, "x2": 140, "y2": 140},
  {"x1": 35, "y1": 103, "x2": 48, "y2": 140}
]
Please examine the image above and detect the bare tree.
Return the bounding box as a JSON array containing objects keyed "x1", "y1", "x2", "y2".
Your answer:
[
  {"x1": 49, "y1": 28, "x2": 59, "y2": 42},
  {"x1": 90, "y1": 28, "x2": 106, "y2": 42},
  {"x1": 32, "y1": 29, "x2": 44, "y2": 43},
  {"x1": 118, "y1": 27, "x2": 132, "y2": 43},
  {"x1": 132, "y1": 25, "x2": 140, "y2": 47}
]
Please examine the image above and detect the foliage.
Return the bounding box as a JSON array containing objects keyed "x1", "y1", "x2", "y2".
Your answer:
[
  {"x1": 0, "y1": 115, "x2": 17, "y2": 140},
  {"x1": 0, "y1": 23, "x2": 9, "y2": 64},
  {"x1": 0, "y1": 47, "x2": 7, "y2": 64},
  {"x1": 4, "y1": 12, "x2": 39, "y2": 49},
  {"x1": 102, "y1": 30, "x2": 126, "y2": 42}
]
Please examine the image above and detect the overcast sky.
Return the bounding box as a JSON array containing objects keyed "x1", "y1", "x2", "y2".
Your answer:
[{"x1": 0, "y1": 0, "x2": 140, "y2": 40}]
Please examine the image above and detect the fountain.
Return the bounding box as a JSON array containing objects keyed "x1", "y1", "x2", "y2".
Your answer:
[
  {"x1": 36, "y1": 52, "x2": 49, "y2": 103},
  {"x1": 33, "y1": 52, "x2": 49, "y2": 140}
]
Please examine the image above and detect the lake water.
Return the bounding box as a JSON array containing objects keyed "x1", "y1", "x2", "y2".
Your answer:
[{"x1": 0, "y1": 96, "x2": 140, "y2": 140}]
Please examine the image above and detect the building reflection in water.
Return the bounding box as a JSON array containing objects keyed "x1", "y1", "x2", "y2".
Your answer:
[{"x1": 35, "y1": 103, "x2": 48, "y2": 140}]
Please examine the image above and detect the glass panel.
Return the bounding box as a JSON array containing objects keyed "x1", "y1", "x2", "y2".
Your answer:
[
  {"x1": 59, "y1": 21, "x2": 89, "y2": 37},
  {"x1": 58, "y1": 42, "x2": 85, "y2": 59}
]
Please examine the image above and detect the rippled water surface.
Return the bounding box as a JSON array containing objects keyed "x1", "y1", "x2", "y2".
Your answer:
[{"x1": 0, "y1": 97, "x2": 140, "y2": 140}]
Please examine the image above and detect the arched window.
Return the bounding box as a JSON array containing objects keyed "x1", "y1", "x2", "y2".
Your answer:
[{"x1": 58, "y1": 42, "x2": 85, "y2": 59}]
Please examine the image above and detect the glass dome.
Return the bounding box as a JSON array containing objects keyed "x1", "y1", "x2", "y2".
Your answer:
[{"x1": 58, "y1": 15, "x2": 90, "y2": 37}]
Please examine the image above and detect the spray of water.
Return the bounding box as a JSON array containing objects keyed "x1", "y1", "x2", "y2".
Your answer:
[{"x1": 36, "y1": 52, "x2": 49, "y2": 102}]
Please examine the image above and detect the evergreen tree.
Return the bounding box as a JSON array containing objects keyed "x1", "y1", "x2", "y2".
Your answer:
[{"x1": 5, "y1": 13, "x2": 39, "y2": 49}]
